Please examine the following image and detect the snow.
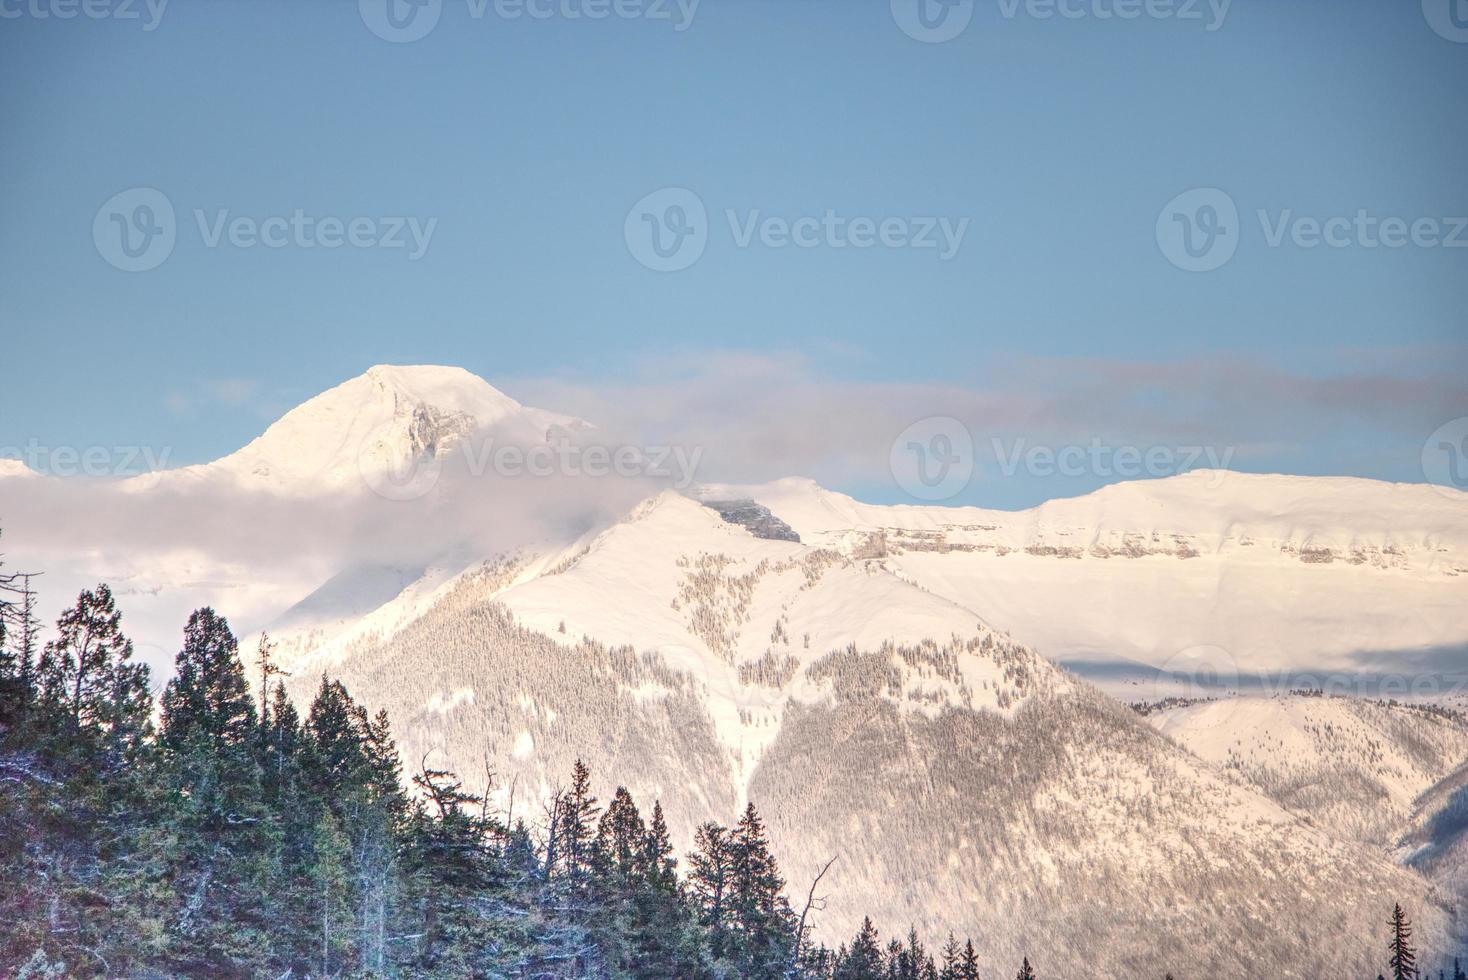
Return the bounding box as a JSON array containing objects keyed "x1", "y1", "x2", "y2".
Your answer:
[
  {"x1": 136, "y1": 364, "x2": 580, "y2": 496},
  {"x1": 90, "y1": 365, "x2": 1454, "y2": 974},
  {"x1": 0, "y1": 458, "x2": 38, "y2": 479},
  {"x1": 1150, "y1": 694, "x2": 1468, "y2": 846},
  {"x1": 706, "y1": 474, "x2": 1468, "y2": 677},
  {"x1": 473, "y1": 490, "x2": 1053, "y2": 794}
]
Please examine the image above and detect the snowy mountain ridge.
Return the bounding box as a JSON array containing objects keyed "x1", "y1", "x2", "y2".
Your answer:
[
  {"x1": 8, "y1": 363, "x2": 1468, "y2": 973},
  {"x1": 135, "y1": 364, "x2": 581, "y2": 496}
]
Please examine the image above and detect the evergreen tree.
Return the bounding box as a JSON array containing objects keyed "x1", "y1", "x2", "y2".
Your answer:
[
  {"x1": 628, "y1": 799, "x2": 704, "y2": 978},
  {"x1": 836, "y1": 916, "x2": 885, "y2": 980},
  {"x1": 900, "y1": 927, "x2": 928, "y2": 980},
  {"x1": 35, "y1": 584, "x2": 150, "y2": 761},
  {"x1": 960, "y1": 939, "x2": 981, "y2": 980},
  {"x1": 155, "y1": 608, "x2": 272, "y2": 975},
  {"x1": 727, "y1": 801, "x2": 795, "y2": 977},
  {"x1": 402, "y1": 764, "x2": 502, "y2": 975},
  {"x1": 1017, "y1": 956, "x2": 1037, "y2": 980},
  {"x1": 553, "y1": 758, "x2": 600, "y2": 892},
  {"x1": 689, "y1": 821, "x2": 733, "y2": 962},
  {"x1": 939, "y1": 933, "x2": 962, "y2": 980},
  {"x1": 1388, "y1": 904, "x2": 1417, "y2": 980}
]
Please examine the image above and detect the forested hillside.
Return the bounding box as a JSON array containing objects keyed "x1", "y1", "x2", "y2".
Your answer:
[{"x1": 0, "y1": 557, "x2": 1456, "y2": 978}]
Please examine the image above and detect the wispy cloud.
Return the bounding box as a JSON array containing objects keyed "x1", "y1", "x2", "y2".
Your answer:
[{"x1": 164, "y1": 377, "x2": 264, "y2": 417}]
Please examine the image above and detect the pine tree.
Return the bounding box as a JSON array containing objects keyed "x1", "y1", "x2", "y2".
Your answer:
[
  {"x1": 591, "y1": 786, "x2": 646, "y2": 969},
  {"x1": 1017, "y1": 956, "x2": 1037, "y2": 980},
  {"x1": 35, "y1": 584, "x2": 149, "y2": 762},
  {"x1": 727, "y1": 801, "x2": 795, "y2": 977},
  {"x1": 836, "y1": 916, "x2": 885, "y2": 980},
  {"x1": 689, "y1": 821, "x2": 733, "y2": 962},
  {"x1": 304, "y1": 675, "x2": 370, "y2": 802},
  {"x1": 402, "y1": 764, "x2": 502, "y2": 974},
  {"x1": 311, "y1": 809, "x2": 356, "y2": 977},
  {"x1": 553, "y1": 758, "x2": 600, "y2": 892},
  {"x1": 627, "y1": 799, "x2": 703, "y2": 978},
  {"x1": 251, "y1": 632, "x2": 286, "y2": 743},
  {"x1": 960, "y1": 939, "x2": 981, "y2": 980},
  {"x1": 595, "y1": 785, "x2": 647, "y2": 886},
  {"x1": 939, "y1": 933, "x2": 962, "y2": 980},
  {"x1": 155, "y1": 608, "x2": 273, "y2": 974},
  {"x1": 1388, "y1": 904, "x2": 1417, "y2": 980}
]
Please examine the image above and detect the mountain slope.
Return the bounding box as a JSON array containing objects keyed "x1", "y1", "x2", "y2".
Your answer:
[
  {"x1": 1402, "y1": 759, "x2": 1468, "y2": 908},
  {"x1": 284, "y1": 491, "x2": 1461, "y2": 975},
  {"x1": 716, "y1": 475, "x2": 1468, "y2": 680},
  {"x1": 1149, "y1": 695, "x2": 1468, "y2": 847}
]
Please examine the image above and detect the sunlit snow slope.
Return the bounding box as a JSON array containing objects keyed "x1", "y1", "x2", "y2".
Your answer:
[{"x1": 721, "y1": 475, "x2": 1468, "y2": 680}]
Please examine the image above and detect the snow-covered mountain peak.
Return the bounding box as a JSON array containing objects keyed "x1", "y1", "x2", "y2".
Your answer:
[
  {"x1": 357, "y1": 363, "x2": 523, "y2": 416},
  {"x1": 142, "y1": 364, "x2": 577, "y2": 496}
]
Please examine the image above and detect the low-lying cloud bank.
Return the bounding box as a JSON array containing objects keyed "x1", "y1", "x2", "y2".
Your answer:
[{"x1": 2, "y1": 346, "x2": 1462, "y2": 676}]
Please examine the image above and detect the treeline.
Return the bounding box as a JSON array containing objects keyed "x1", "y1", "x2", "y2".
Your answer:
[
  {"x1": 0, "y1": 568, "x2": 1454, "y2": 978},
  {"x1": 0, "y1": 576, "x2": 1032, "y2": 978}
]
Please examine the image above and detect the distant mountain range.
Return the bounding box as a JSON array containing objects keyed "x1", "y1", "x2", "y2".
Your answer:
[{"x1": 5, "y1": 363, "x2": 1468, "y2": 973}]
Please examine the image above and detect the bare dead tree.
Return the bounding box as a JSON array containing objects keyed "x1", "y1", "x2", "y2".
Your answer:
[
  {"x1": 787, "y1": 855, "x2": 838, "y2": 977},
  {"x1": 253, "y1": 633, "x2": 287, "y2": 727}
]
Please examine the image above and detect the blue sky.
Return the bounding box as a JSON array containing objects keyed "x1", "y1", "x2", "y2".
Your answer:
[{"x1": 1, "y1": 0, "x2": 1465, "y2": 508}]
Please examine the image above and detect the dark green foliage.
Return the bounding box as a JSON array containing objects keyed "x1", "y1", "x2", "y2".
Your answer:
[
  {"x1": 1389, "y1": 904, "x2": 1417, "y2": 980},
  {"x1": 2, "y1": 572, "x2": 1323, "y2": 978},
  {"x1": 835, "y1": 917, "x2": 885, "y2": 980}
]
